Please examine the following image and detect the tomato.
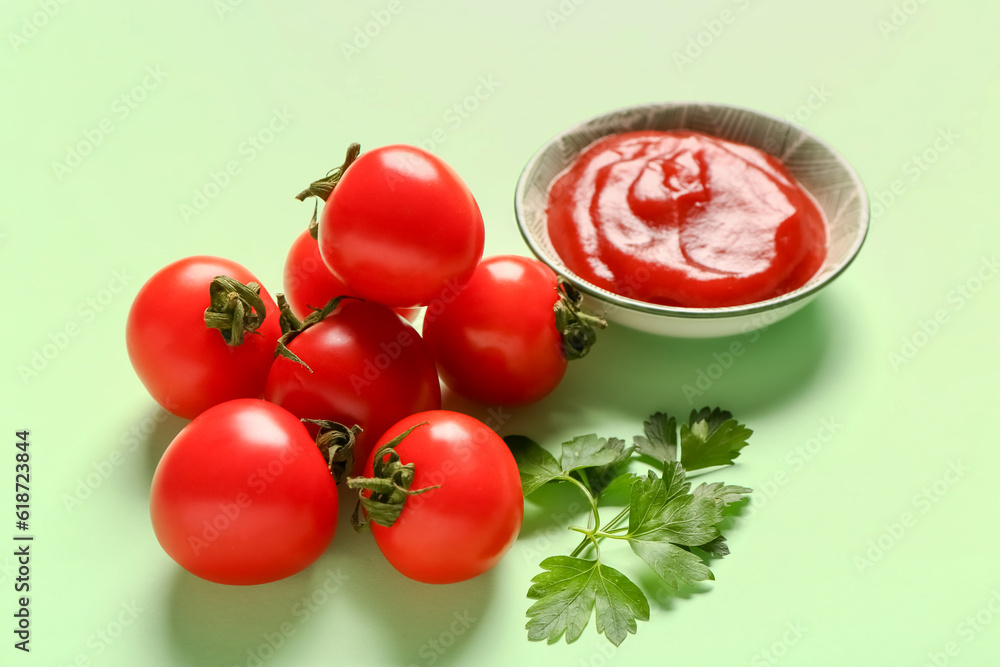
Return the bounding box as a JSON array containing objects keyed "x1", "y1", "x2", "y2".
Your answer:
[
  {"x1": 150, "y1": 399, "x2": 338, "y2": 585},
  {"x1": 283, "y1": 229, "x2": 419, "y2": 322},
  {"x1": 126, "y1": 256, "x2": 281, "y2": 419},
  {"x1": 362, "y1": 411, "x2": 523, "y2": 584},
  {"x1": 422, "y1": 255, "x2": 569, "y2": 405},
  {"x1": 264, "y1": 299, "x2": 441, "y2": 476},
  {"x1": 317, "y1": 145, "x2": 485, "y2": 307}
]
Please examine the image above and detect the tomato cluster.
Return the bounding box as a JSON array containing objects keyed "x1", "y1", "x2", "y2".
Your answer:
[{"x1": 127, "y1": 143, "x2": 602, "y2": 587}]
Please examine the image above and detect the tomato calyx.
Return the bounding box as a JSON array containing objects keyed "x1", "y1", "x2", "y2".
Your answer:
[
  {"x1": 346, "y1": 422, "x2": 439, "y2": 531},
  {"x1": 202, "y1": 275, "x2": 268, "y2": 346},
  {"x1": 274, "y1": 293, "x2": 355, "y2": 371},
  {"x1": 554, "y1": 278, "x2": 607, "y2": 361},
  {"x1": 295, "y1": 142, "x2": 362, "y2": 239},
  {"x1": 302, "y1": 418, "x2": 361, "y2": 485}
]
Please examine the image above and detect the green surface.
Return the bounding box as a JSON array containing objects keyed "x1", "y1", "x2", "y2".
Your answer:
[{"x1": 2, "y1": 0, "x2": 999, "y2": 665}]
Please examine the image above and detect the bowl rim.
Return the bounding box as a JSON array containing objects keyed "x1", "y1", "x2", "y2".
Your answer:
[{"x1": 513, "y1": 100, "x2": 870, "y2": 319}]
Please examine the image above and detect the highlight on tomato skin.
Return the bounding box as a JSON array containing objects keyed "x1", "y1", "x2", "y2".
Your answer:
[
  {"x1": 283, "y1": 229, "x2": 420, "y2": 322},
  {"x1": 422, "y1": 255, "x2": 569, "y2": 406},
  {"x1": 149, "y1": 399, "x2": 338, "y2": 586},
  {"x1": 264, "y1": 298, "x2": 441, "y2": 477},
  {"x1": 125, "y1": 256, "x2": 282, "y2": 420},
  {"x1": 361, "y1": 410, "x2": 524, "y2": 585},
  {"x1": 318, "y1": 144, "x2": 485, "y2": 308}
]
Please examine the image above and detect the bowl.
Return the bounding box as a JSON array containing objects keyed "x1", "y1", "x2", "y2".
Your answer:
[{"x1": 514, "y1": 102, "x2": 869, "y2": 338}]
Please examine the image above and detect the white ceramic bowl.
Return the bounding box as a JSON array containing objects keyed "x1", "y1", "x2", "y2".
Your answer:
[{"x1": 514, "y1": 102, "x2": 869, "y2": 338}]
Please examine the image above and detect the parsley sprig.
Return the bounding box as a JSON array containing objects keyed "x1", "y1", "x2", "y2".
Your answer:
[{"x1": 505, "y1": 407, "x2": 753, "y2": 646}]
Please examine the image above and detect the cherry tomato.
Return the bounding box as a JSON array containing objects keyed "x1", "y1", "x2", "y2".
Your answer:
[
  {"x1": 364, "y1": 411, "x2": 523, "y2": 584},
  {"x1": 264, "y1": 299, "x2": 441, "y2": 475},
  {"x1": 150, "y1": 399, "x2": 338, "y2": 585},
  {"x1": 126, "y1": 256, "x2": 281, "y2": 419},
  {"x1": 422, "y1": 255, "x2": 566, "y2": 405},
  {"x1": 318, "y1": 145, "x2": 485, "y2": 307},
  {"x1": 283, "y1": 229, "x2": 418, "y2": 322}
]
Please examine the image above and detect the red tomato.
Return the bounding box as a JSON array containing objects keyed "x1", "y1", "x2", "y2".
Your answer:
[
  {"x1": 318, "y1": 145, "x2": 485, "y2": 307},
  {"x1": 422, "y1": 255, "x2": 566, "y2": 405},
  {"x1": 364, "y1": 411, "x2": 523, "y2": 584},
  {"x1": 150, "y1": 399, "x2": 338, "y2": 585},
  {"x1": 126, "y1": 256, "x2": 281, "y2": 419},
  {"x1": 264, "y1": 299, "x2": 441, "y2": 476},
  {"x1": 283, "y1": 230, "x2": 419, "y2": 322}
]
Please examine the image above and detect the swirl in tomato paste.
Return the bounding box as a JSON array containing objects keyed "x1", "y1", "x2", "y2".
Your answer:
[{"x1": 546, "y1": 131, "x2": 827, "y2": 308}]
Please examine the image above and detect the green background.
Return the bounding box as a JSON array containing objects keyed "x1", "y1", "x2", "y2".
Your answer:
[{"x1": 3, "y1": 0, "x2": 998, "y2": 665}]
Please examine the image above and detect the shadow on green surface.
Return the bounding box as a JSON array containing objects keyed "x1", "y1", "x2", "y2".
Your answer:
[
  {"x1": 519, "y1": 480, "x2": 592, "y2": 538},
  {"x1": 637, "y1": 496, "x2": 751, "y2": 613},
  {"x1": 638, "y1": 571, "x2": 713, "y2": 613},
  {"x1": 139, "y1": 406, "x2": 188, "y2": 482},
  {"x1": 492, "y1": 299, "x2": 834, "y2": 447},
  {"x1": 445, "y1": 302, "x2": 823, "y2": 546},
  {"x1": 330, "y1": 490, "x2": 495, "y2": 667},
  {"x1": 153, "y1": 300, "x2": 816, "y2": 667},
  {"x1": 167, "y1": 567, "x2": 321, "y2": 667},
  {"x1": 164, "y1": 485, "x2": 494, "y2": 667}
]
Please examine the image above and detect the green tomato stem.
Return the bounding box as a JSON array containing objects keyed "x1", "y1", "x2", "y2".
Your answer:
[{"x1": 203, "y1": 276, "x2": 267, "y2": 346}]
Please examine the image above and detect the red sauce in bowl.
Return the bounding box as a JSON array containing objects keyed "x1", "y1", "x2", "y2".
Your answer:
[{"x1": 546, "y1": 130, "x2": 827, "y2": 308}]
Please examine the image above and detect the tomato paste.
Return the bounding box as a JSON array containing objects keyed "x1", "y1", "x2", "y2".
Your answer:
[{"x1": 546, "y1": 130, "x2": 827, "y2": 308}]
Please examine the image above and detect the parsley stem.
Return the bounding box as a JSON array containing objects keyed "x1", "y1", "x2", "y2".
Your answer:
[
  {"x1": 573, "y1": 469, "x2": 595, "y2": 497},
  {"x1": 561, "y1": 474, "x2": 600, "y2": 530},
  {"x1": 569, "y1": 534, "x2": 595, "y2": 558},
  {"x1": 602, "y1": 506, "x2": 630, "y2": 533},
  {"x1": 572, "y1": 506, "x2": 632, "y2": 555},
  {"x1": 561, "y1": 474, "x2": 604, "y2": 559},
  {"x1": 592, "y1": 530, "x2": 629, "y2": 541}
]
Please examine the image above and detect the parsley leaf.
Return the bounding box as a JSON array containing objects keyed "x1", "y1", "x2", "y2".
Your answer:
[
  {"x1": 695, "y1": 481, "x2": 753, "y2": 509},
  {"x1": 623, "y1": 469, "x2": 750, "y2": 589},
  {"x1": 526, "y1": 556, "x2": 650, "y2": 646},
  {"x1": 597, "y1": 472, "x2": 640, "y2": 501},
  {"x1": 509, "y1": 406, "x2": 755, "y2": 646},
  {"x1": 629, "y1": 540, "x2": 714, "y2": 590},
  {"x1": 632, "y1": 412, "x2": 678, "y2": 462},
  {"x1": 560, "y1": 434, "x2": 631, "y2": 473},
  {"x1": 679, "y1": 410, "x2": 753, "y2": 471},
  {"x1": 627, "y1": 469, "x2": 719, "y2": 548},
  {"x1": 660, "y1": 460, "x2": 690, "y2": 501},
  {"x1": 505, "y1": 434, "x2": 634, "y2": 497},
  {"x1": 694, "y1": 535, "x2": 730, "y2": 557},
  {"x1": 505, "y1": 435, "x2": 563, "y2": 497},
  {"x1": 581, "y1": 438, "x2": 633, "y2": 496},
  {"x1": 690, "y1": 407, "x2": 732, "y2": 433}
]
